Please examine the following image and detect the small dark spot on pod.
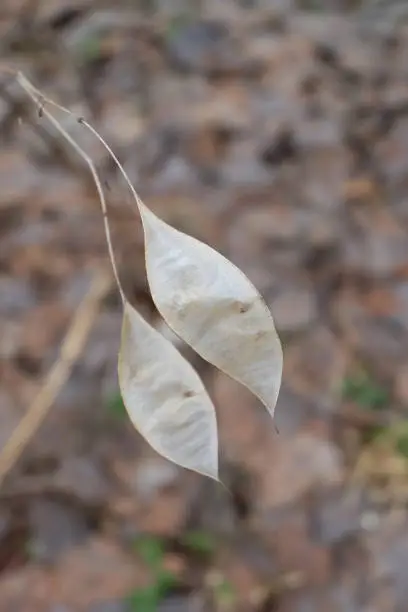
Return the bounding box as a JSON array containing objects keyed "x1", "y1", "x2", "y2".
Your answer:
[
  {"x1": 183, "y1": 390, "x2": 195, "y2": 398},
  {"x1": 238, "y1": 303, "x2": 251, "y2": 314}
]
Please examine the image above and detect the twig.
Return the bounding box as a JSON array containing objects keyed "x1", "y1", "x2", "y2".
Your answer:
[
  {"x1": 0, "y1": 268, "x2": 112, "y2": 486},
  {"x1": 13, "y1": 73, "x2": 148, "y2": 221},
  {"x1": 15, "y1": 72, "x2": 126, "y2": 304}
]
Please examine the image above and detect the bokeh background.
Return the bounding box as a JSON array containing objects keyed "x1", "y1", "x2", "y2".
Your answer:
[{"x1": 1, "y1": 0, "x2": 408, "y2": 610}]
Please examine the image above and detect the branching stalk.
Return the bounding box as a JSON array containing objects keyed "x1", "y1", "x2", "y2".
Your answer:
[
  {"x1": 15, "y1": 73, "x2": 146, "y2": 219},
  {"x1": 16, "y1": 72, "x2": 126, "y2": 303}
]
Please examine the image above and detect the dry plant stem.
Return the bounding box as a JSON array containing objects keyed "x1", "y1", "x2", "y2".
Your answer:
[
  {"x1": 0, "y1": 269, "x2": 112, "y2": 486},
  {"x1": 16, "y1": 72, "x2": 125, "y2": 303},
  {"x1": 14, "y1": 73, "x2": 146, "y2": 217}
]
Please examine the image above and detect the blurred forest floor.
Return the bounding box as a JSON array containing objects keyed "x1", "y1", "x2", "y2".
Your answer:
[{"x1": 1, "y1": 1, "x2": 408, "y2": 610}]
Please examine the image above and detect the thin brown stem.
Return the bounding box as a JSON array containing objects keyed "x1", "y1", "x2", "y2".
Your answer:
[
  {"x1": 16, "y1": 72, "x2": 126, "y2": 303},
  {"x1": 78, "y1": 119, "x2": 147, "y2": 217},
  {"x1": 12, "y1": 76, "x2": 146, "y2": 219}
]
